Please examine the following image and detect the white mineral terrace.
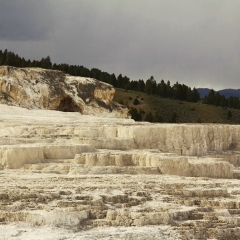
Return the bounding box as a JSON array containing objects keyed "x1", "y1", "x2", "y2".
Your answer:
[{"x1": 1, "y1": 104, "x2": 240, "y2": 239}]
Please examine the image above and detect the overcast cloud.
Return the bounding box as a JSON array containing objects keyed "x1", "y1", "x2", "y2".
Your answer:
[
  {"x1": 0, "y1": 1, "x2": 55, "y2": 41},
  {"x1": 0, "y1": 0, "x2": 240, "y2": 90}
]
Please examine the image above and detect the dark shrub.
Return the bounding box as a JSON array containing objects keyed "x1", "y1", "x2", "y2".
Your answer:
[{"x1": 133, "y1": 98, "x2": 140, "y2": 105}]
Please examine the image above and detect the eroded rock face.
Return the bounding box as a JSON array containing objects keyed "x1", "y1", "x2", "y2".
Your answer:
[
  {"x1": 1, "y1": 105, "x2": 240, "y2": 239},
  {"x1": 0, "y1": 66, "x2": 128, "y2": 118}
]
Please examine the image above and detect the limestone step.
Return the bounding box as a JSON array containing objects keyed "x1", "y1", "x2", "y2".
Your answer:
[
  {"x1": 72, "y1": 137, "x2": 135, "y2": 150},
  {"x1": 69, "y1": 165, "x2": 160, "y2": 175},
  {"x1": 233, "y1": 170, "x2": 240, "y2": 179},
  {"x1": 209, "y1": 150, "x2": 240, "y2": 167},
  {"x1": 45, "y1": 159, "x2": 74, "y2": 163},
  {"x1": 228, "y1": 209, "x2": 240, "y2": 215},
  {"x1": 74, "y1": 152, "x2": 234, "y2": 178},
  {"x1": 0, "y1": 144, "x2": 96, "y2": 169},
  {"x1": 228, "y1": 143, "x2": 240, "y2": 151},
  {"x1": 1, "y1": 135, "x2": 135, "y2": 150},
  {"x1": 22, "y1": 163, "x2": 160, "y2": 175}
]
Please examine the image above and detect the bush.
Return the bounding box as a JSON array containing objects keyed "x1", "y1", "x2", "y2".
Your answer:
[
  {"x1": 153, "y1": 112, "x2": 163, "y2": 122},
  {"x1": 139, "y1": 108, "x2": 145, "y2": 115},
  {"x1": 144, "y1": 112, "x2": 154, "y2": 122},
  {"x1": 129, "y1": 107, "x2": 141, "y2": 121},
  {"x1": 228, "y1": 110, "x2": 232, "y2": 119},
  {"x1": 169, "y1": 112, "x2": 177, "y2": 123},
  {"x1": 133, "y1": 98, "x2": 140, "y2": 105}
]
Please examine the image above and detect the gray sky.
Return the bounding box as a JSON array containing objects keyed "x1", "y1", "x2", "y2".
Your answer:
[{"x1": 1, "y1": 0, "x2": 240, "y2": 90}]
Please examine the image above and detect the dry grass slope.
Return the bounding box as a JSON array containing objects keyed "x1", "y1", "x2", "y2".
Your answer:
[{"x1": 114, "y1": 88, "x2": 240, "y2": 123}]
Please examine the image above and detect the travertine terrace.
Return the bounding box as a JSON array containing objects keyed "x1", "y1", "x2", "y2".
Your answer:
[
  {"x1": 1, "y1": 67, "x2": 240, "y2": 239},
  {"x1": 1, "y1": 104, "x2": 240, "y2": 239}
]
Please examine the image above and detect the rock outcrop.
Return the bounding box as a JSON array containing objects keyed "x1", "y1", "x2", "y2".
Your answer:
[
  {"x1": 0, "y1": 66, "x2": 128, "y2": 118},
  {"x1": 1, "y1": 104, "x2": 240, "y2": 239}
]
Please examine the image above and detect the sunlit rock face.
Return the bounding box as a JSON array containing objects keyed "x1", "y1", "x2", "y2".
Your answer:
[
  {"x1": 0, "y1": 66, "x2": 128, "y2": 118},
  {"x1": 1, "y1": 105, "x2": 240, "y2": 239}
]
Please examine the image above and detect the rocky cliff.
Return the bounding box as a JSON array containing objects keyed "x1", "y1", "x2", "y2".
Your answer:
[{"x1": 0, "y1": 66, "x2": 128, "y2": 118}]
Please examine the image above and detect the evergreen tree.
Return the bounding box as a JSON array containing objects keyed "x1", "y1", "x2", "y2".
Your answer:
[
  {"x1": 169, "y1": 112, "x2": 177, "y2": 123},
  {"x1": 228, "y1": 110, "x2": 232, "y2": 120},
  {"x1": 220, "y1": 95, "x2": 227, "y2": 107},
  {"x1": 203, "y1": 89, "x2": 215, "y2": 104},
  {"x1": 145, "y1": 76, "x2": 156, "y2": 95},
  {"x1": 191, "y1": 88, "x2": 200, "y2": 102},
  {"x1": 117, "y1": 74, "x2": 123, "y2": 88},
  {"x1": 153, "y1": 112, "x2": 163, "y2": 122},
  {"x1": 109, "y1": 74, "x2": 117, "y2": 87}
]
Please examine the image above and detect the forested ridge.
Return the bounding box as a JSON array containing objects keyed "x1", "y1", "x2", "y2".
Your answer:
[
  {"x1": 0, "y1": 49, "x2": 199, "y2": 102},
  {"x1": 1, "y1": 49, "x2": 240, "y2": 115}
]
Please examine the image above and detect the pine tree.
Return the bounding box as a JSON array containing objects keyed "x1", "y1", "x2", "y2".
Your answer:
[{"x1": 169, "y1": 112, "x2": 177, "y2": 123}]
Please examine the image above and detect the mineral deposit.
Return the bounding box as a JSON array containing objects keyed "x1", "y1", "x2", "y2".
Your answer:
[{"x1": 1, "y1": 104, "x2": 240, "y2": 239}]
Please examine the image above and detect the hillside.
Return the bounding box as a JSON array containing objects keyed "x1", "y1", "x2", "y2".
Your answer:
[{"x1": 114, "y1": 88, "x2": 240, "y2": 124}]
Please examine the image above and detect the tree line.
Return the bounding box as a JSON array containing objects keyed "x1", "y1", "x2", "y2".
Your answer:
[
  {"x1": 203, "y1": 89, "x2": 240, "y2": 110},
  {"x1": 2, "y1": 49, "x2": 240, "y2": 110},
  {"x1": 0, "y1": 49, "x2": 200, "y2": 103}
]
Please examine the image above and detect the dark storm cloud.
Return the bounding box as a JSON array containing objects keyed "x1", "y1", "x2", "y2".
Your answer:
[
  {"x1": 1, "y1": 0, "x2": 240, "y2": 89},
  {"x1": 49, "y1": 0, "x2": 240, "y2": 89},
  {"x1": 0, "y1": 1, "x2": 54, "y2": 41}
]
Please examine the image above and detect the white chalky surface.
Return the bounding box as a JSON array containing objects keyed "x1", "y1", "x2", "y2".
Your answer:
[{"x1": 1, "y1": 104, "x2": 240, "y2": 239}]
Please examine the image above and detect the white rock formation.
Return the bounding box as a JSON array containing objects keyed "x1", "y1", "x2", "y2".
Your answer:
[
  {"x1": 1, "y1": 104, "x2": 240, "y2": 239},
  {"x1": 0, "y1": 66, "x2": 129, "y2": 118}
]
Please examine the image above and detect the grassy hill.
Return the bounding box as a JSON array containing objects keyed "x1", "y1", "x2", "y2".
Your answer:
[{"x1": 114, "y1": 88, "x2": 240, "y2": 124}]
